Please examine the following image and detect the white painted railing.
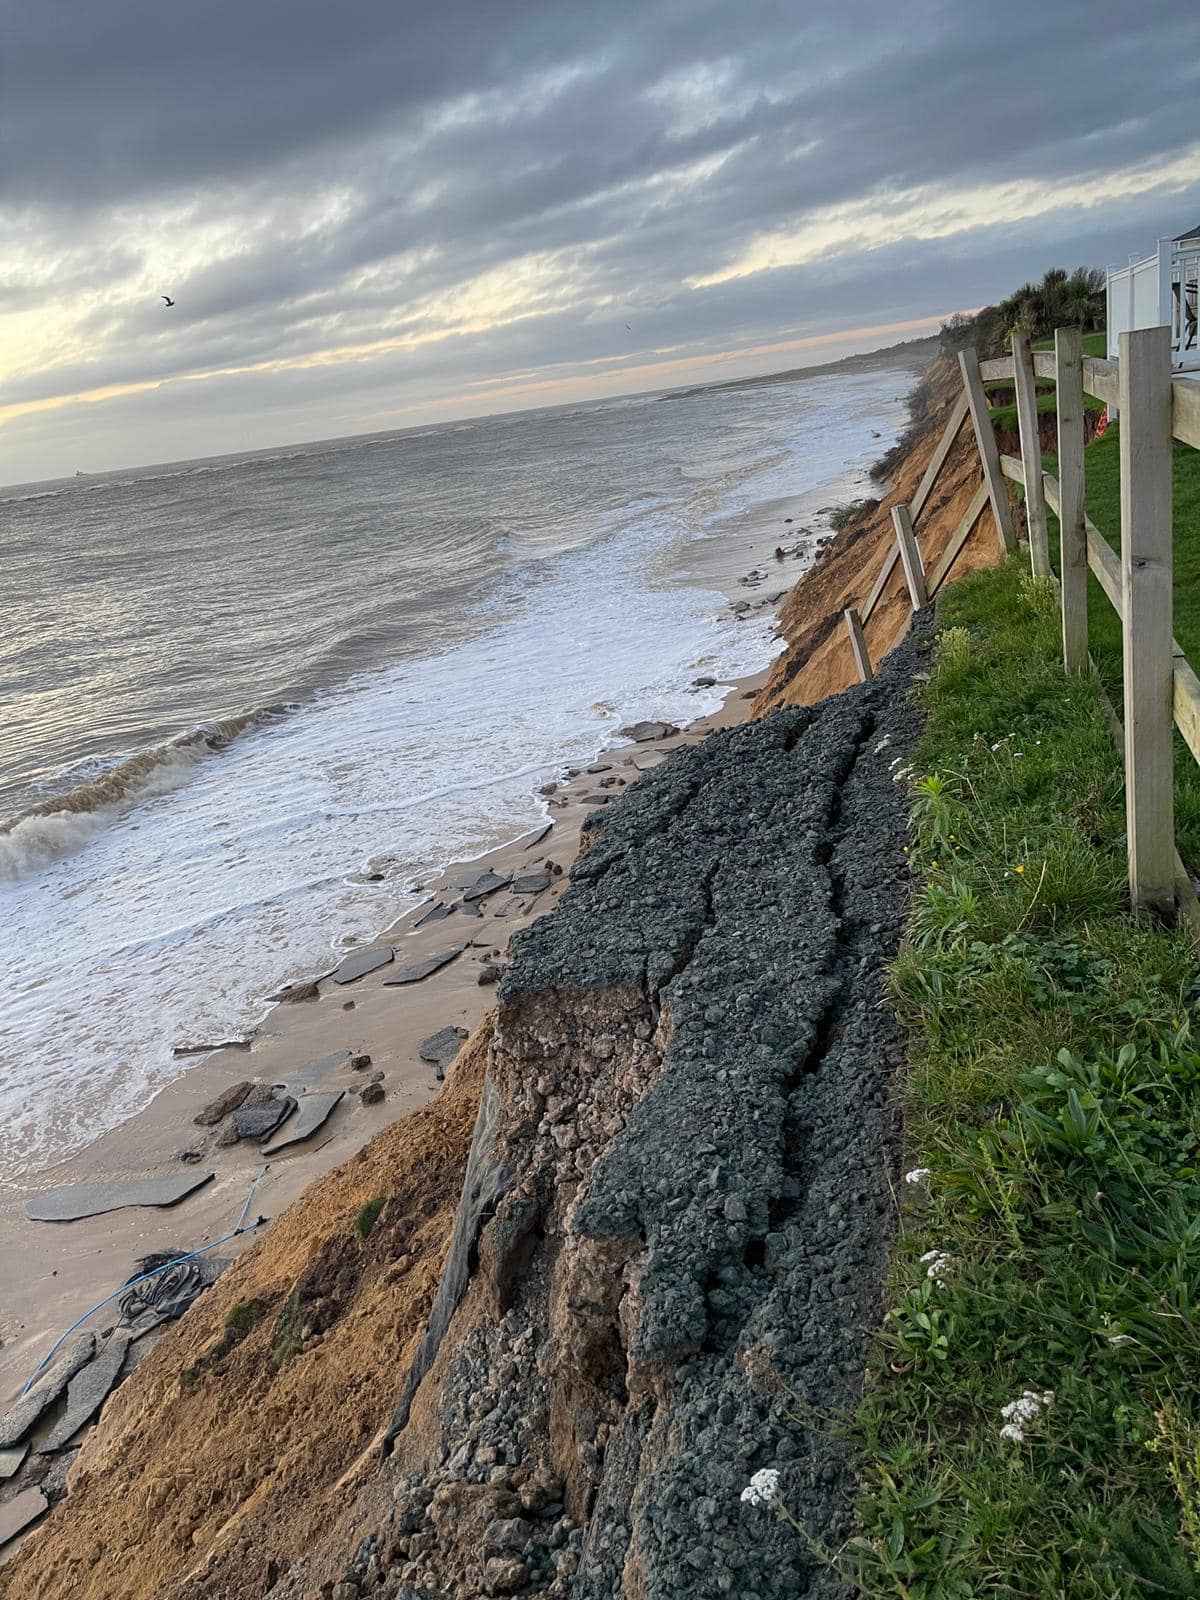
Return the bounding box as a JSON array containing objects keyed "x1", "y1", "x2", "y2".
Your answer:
[{"x1": 1107, "y1": 239, "x2": 1200, "y2": 370}]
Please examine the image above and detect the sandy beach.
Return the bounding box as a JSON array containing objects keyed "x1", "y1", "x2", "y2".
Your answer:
[{"x1": 0, "y1": 489, "x2": 829, "y2": 1408}]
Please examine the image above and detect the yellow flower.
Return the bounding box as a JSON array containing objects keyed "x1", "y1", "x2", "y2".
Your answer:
[{"x1": 1015, "y1": 864, "x2": 1025, "y2": 874}]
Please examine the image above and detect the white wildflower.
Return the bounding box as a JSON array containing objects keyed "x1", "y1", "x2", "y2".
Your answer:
[
  {"x1": 920, "y1": 1248, "x2": 952, "y2": 1287},
  {"x1": 904, "y1": 1168, "x2": 932, "y2": 1185},
  {"x1": 998, "y1": 1388, "x2": 1055, "y2": 1442},
  {"x1": 740, "y1": 1467, "x2": 781, "y2": 1507}
]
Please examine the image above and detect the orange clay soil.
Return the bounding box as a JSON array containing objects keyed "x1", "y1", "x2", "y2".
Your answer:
[
  {"x1": 1, "y1": 1023, "x2": 492, "y2": 1600},
  {"x1": 754, "y1": 350, "x2": 1008, "y2": 714}
]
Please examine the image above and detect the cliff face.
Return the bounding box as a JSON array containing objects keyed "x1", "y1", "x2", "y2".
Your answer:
[{"x1": 754, "y1": 352, "x2": 1004, "y2": 713}]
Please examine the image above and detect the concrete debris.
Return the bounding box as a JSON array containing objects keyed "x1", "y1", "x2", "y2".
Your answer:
[
  {"x1": 384, "y1": 947, "x2": 465, "y2": 986},
  {"x1": 43, "y1": 1330, "x2": 132, "y2": 1452},
  {"x1": 0, "y1": 1333, "x2": 97, "y2": 1448},
  {"x1": 26, "y1": 1171, "x2": 214, "y2": 1224},
  {"x1": 332, "y1": 946, "x2": 394, "y2": 984},
  {"x1": 262, "y1": 1090, "x2": 345, "y2": 1155}
]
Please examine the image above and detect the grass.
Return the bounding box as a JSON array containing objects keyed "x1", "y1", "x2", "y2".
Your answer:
[
  {"x1": 354, "y1": 1194, "x2": 386, "y2": 1240},
  {"x1": 842, "y1": 563, "x2": 1200, "y2": 1597},
  {"x1": 271, "y1": 1291, "x2": 305, "y2": 1368},
  {"x1": 1039, "y1": 423, "x2": 1200, "y2": 865},
  {"x1": 988, "y1": 387, "x2": 1103, "y2": 433},
  {"x1": 1032, "y1": 332, "x2": 1109, "y2": 357},
  {"x1": 224, "y1": 1298, "x2": 268, "y2": 1337}
]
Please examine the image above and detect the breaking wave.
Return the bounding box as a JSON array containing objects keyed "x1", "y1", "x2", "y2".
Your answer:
[{"x1": 0, "y1": 709, "x2": 284, "y2": 881}]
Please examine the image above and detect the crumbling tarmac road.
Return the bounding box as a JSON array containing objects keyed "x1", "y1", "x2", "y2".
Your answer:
[{"x1": 313, "y1": 621, "x2": 929, "y2": 1600}]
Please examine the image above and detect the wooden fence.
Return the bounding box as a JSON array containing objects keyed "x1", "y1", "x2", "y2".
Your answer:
[
  {"x1": 841, "y1": 349, "x2": 1017, "y2": 680},
  {"x1": 849, "y1": 323, "x2": 1200, "y2": 924}
]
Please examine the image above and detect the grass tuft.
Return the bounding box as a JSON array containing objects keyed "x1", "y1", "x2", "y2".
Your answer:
[{"x1": 354, "y1": 1194, "x2": 386, "y2": 1240}]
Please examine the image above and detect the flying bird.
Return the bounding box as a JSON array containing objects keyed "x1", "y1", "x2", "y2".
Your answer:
[
  {"x1": 624, "y1": 323, "x2": 631, "y2": 331},
  {"x1": 161, "y1": 295, "x2": 175, "y2": 307}
]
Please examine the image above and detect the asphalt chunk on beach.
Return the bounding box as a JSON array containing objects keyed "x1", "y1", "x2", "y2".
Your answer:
[{"x1": 25, "y1": 1171, "x2": 214, "y2": 1223}]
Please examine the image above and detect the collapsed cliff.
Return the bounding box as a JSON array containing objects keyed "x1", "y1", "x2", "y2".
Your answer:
[
  {"x1": 4, "y1": 346, "x2": 1009, "y2": 1600},
  {"x1": 754, "y1": 350, "x2": 1004, "y2": 713}
]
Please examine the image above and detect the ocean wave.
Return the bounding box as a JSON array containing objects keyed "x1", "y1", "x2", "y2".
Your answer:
[{"x1": 0, "y1": 708, "x2": 284, "y2": 880}]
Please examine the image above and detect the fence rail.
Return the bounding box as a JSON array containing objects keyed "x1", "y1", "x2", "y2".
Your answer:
[
  {"x1": 843, "y1": 352, "x2": 1011, "y2": 677},
  {"x1": 861, "y1": 322, "x2": 1200, "y2": 923}
]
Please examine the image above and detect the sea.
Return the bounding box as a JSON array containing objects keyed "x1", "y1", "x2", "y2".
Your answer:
[{"x1": 0, "y1": 365, "x2": 913, "y2": 1179}]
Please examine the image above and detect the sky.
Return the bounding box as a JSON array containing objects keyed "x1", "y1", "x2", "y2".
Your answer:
[{"x1": 3, "y1": 0, "x2": 1200, "y2": 483}]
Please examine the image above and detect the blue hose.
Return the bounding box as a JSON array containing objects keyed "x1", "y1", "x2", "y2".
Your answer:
[{"x1": 20, "y1": 1168, "x2": 270, "y2": 1398}]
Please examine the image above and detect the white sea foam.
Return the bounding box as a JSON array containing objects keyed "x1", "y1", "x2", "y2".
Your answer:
[{"x1": 0, "y1": 366, "x2": 913, "y2": 1176}]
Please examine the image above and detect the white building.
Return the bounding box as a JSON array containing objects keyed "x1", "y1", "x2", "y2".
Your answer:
[{"x1": 1106, "y1": 226, "x2": 1200, "y2": 370}]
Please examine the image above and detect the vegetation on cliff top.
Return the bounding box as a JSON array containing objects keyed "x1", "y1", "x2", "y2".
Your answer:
[{"x1": 845, "y1": 563, "x2": 1200, "y2": 1597}]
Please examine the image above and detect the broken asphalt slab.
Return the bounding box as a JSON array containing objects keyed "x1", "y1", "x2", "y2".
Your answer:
[
  {"x1": 619, "y1": 719, "x2": 678, "y2": 742},
  {"x1": 0, "y1": 1487, "x2": 48, "y2": 1548},
  {"x1": 273, "y1": 1050, "x2": 350, "y2": 1093},
  {"x1": 43, "y1": 1331, "x2": 132, "y2": 1451},
  {"x1": 26, "y1": 1171, "x2": 214, "y2": 1223},
  {"x1": 384, "y1": 946, "x2": 465, "y2": 986},
  {"x1": 414, "y1": 902, "x2": 453, "y2": 927},
  {"x1": 461, "y1": 870, "x2": 512, "y2": 902},
  {"x1": 232, "y1": 1096, "x2": 294, "y2": 1141},
  {"x1": 331, "y1": 946, "x2": 394, "y2": 984},
  {"x1": 0, "y1": 1333, "x2": 96, "y2": 1447},
  {"x1": 511, "y1": 873, "x2": 552, "y2": 895},
  {"x1": 419, "y1": 1026, "x2": 468, "y2": 1071},
  {"x1": 261, "y1": 1090, "x2": 344, "y2": 1156}
]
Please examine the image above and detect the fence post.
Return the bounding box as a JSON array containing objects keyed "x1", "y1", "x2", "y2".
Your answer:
[
  {"x1": 1120, "y1": 325, "x2": 1175, "y2": 919},
  {"x1": 843, "y1": 608, "x2": 873, "y2": 682},
  {"x1": 959, "y1": 348, "x2": 1017, "y2": 554},
  {"x1": 1054, "y1": 326, "x2": 1088, "y2": 674},
  {"x1": 890, "y1": 505, "x2": 927, "y2": 609},
  {"x1": 1011, "y1": 330, "x2": 1050, "y2": 577}
]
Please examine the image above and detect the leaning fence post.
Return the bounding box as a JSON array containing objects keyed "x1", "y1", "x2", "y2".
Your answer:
[
  {"x1": 843, "y1": 608, "x2": 873, "y2": 682},
  {"x1": 1120, "y1": 325, "x2": 1175, "y2": 919},
  {"x1": 1054, "y1": 326, "x2": 1088, "y2": 674},
  {"x1": 891, "y1": 505, "x2": 927, "y2": 609},
  {"x1": 959, "y1": 348, "x2": 1017, "y2": 554},
  {"x1": 1012, "y1": 330, "x2": 1050, "y2": 577}
]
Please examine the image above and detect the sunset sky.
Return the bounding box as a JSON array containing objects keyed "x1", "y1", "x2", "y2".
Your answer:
[{"x1": 4, "y1": 0, "x2": 1200, "y2": 482}]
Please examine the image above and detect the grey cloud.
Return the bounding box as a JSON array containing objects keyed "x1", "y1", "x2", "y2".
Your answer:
[{"x1": 5, "y1": 0, "x2": 1200, "y2": 479}]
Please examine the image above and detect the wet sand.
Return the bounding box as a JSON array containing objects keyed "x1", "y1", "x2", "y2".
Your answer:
[{"x1": 0, "y1": 501, "x2": 824, "y2": 1407}]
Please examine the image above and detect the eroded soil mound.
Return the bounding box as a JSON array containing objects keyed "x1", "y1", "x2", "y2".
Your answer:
[
  {"x1": 1, "y1": 1028, "x2": 492, "y2": 1600},
  {"x1": 755, "y1": 353, "x2": 1002, "y2": 711}
]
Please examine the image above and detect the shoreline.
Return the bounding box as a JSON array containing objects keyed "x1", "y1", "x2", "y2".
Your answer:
[{"x1": 0, "y1": 496, "x2": 815, "y2": 1405}]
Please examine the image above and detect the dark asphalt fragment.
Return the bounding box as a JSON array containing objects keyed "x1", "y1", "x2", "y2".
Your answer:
[
  {"x1": 331, "y1": 946, "x2": 394, "y2": 984},
  {"x1": 384, "y1": 946, "x2": 465, "y2": 986},
  {"x1": 261, "y1": 1090, "x2": 344, "y2": 1155},
  {"x1": 26, "y1": 1172, "x2": 214, "y2": 1223},
  {"x1": 43, "y1": 1331, "x2": 132, "y2": 1451},
  {"x1": 232, "y1": 1096, "x2": 294, "y2": 1140},
  {"x1": 0, "y1": 1333, "x2": 96, "y2": 1447}
]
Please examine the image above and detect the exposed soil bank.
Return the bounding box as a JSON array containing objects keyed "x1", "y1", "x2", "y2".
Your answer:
[{"x1": 754, "y1": 352, "x2": 1002, "y2": 712}]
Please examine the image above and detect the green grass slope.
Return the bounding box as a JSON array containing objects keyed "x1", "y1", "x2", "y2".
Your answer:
[{"x1": 844, "y1": 565, "x2": 1200, "y2": 1598}]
